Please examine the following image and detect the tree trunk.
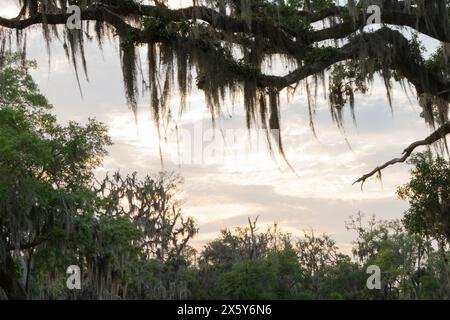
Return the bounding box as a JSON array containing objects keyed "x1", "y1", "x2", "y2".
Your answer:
[
  {"x1": 0, "y1": 253, "x2": 27, "y2": 300},
  {"x1": 437, "y1": 242, "x2": 450, "y2": 300}
]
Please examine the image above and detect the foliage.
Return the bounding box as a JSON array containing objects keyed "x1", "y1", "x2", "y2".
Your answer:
[
  {"x1": 397, "y1": 151, "x2": 450, "y2": 242},
  {"x1": 0, "y1": 54, "x2": 197, "y2": 300},
  {"x1": 0, "y1": 53, "x2": 112, "y2": 299}
]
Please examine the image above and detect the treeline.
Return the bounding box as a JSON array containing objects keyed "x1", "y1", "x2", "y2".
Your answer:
[
  {"x1": 1, "y1": 54, "x2": 450, "y2": 300},
  {"x1": 10, "y1": 210, "x2": 450, "y2": 300}
]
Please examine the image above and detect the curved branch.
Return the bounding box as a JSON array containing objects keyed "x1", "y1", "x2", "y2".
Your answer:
[
  {"x1": 215, "y1": 28, "x2": 449, "y2": 101},
  {"x1": 354, "y1": 122, "x2": 450, "y2": 187}
]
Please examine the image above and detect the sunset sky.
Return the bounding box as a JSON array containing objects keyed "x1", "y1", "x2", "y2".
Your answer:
[{"x1": 0, "y1": 0, "x2": 441, "y2": 253}]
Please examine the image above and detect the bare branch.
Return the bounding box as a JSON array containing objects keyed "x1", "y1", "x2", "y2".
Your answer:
[{"x1": 354, "y1": 122, "x2": 450, "y2": 187}]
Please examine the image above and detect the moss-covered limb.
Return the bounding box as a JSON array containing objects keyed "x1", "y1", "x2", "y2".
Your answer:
[
  {"x1": 185, "y1": 32, "x2": 317, "y2": 90},
  {"x1": 3, "y1": 1, "x2": 450, "y2": 43},
  {"x1": 247, "y1": 28, "x2": 449, "y2": 98},
  {"x1": 0, "y1": 4, "x2": 300, "y2": 59},
  {"x1": 2, "y1": 2, "x2": 447, "y2": 46},
  {"x1": 1, "y1": 1, "x2": 449, "y2": 178},
  {"x1": 382, "y1": 11, "x2": 450, "y2": 43},
  {"x1": 3, "y1": 2, "x2": 448, "y2": 65},
  {"x1": 171, "y1": 26, "x2": 449, "y2": 138},
  {"x1": 2, "y1": 3, "x2": 448, "y2": 103},
  {"x1": 92, "y1": 20, "x2": 450, "y2": 120}
]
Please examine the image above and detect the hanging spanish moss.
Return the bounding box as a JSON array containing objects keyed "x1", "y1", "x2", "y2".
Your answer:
[{"x1": 0, "y1": 0, "x2": 449, "y2": 172}]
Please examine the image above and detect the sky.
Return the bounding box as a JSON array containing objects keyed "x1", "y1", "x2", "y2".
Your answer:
[{"x1": 0, "y1": 0, "x2": 441, "y2": 253}]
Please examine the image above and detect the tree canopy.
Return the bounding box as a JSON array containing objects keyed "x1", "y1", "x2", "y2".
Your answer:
[
  {"x1": 0, "y1": 53, "x2": 111, "y2": 299},
  {"x1": 0, "y1": 54, "x2": 197, "y2": 299},
  {"x1": 398, "y1": 151, "x2": 450, "y2": 243},
  {"x1": 1, "y1": 0, "x2": 449, "y2": 183}
]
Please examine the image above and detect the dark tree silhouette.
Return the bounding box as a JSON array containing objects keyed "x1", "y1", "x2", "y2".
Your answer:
[{"x1": 97, "y1": 171, "x2": 198, "y2": 261}]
